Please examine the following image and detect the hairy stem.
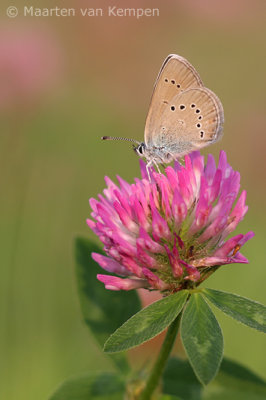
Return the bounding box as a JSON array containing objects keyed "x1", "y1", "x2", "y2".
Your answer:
[{"x1": 139, "y1": 312, "x2": 182, "y2": 400}]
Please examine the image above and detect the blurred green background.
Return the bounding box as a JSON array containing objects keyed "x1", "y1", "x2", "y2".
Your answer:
[{"x1": 1, "y1": 1, "x2": 266, "y2": 399}]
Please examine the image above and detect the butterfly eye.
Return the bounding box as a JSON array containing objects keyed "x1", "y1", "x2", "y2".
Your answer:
[
  {"x1": 170, "y1": 106, "x2": 175, "y2": 111},
  {"x1": 179, "y1": 105, "x2": 185, "y2": 110}
]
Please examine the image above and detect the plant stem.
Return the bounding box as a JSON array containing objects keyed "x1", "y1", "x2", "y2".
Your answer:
[{"x1": 139, "y1": 312, "x2": 182, "y2": 400}]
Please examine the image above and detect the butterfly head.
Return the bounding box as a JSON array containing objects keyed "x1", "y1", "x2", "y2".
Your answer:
[{"x1": 133, "y1": 142, "x2": 146, "y2": 158}]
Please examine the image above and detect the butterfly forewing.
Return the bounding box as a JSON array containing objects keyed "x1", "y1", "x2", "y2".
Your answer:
[
  {"x1": 151, "y1": 87, "x2": 224, "y2": 157},
  {"x1": 144, "y1": 54, "x2": 204, "y2": 146}
]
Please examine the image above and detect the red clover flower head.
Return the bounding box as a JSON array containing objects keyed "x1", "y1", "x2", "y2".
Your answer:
[{"x1": 87, "y1": 151, "x2": 254, "y2": 293}]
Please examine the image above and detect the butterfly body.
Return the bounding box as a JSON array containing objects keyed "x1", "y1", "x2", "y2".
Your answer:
[
  {"x1": 134, "y1": 140, "x2": 192, "y2": 164},
  {"x1": 102, "y1": 54, "x2": 224, "y2": 170}
]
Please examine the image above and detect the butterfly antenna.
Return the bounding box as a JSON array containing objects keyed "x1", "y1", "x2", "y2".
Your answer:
[{"x1": 101, "y1": 136, "x2": 140, "y2": 145}]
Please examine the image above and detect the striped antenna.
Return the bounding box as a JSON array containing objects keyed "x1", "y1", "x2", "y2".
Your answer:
[{"x1": 101, "y1": 136, "x2": 140, "y2": 145}]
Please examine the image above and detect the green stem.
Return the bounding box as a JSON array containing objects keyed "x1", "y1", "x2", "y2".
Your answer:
[{"x1": 139, "y1": 312, "x2": 182, "y2": 400}]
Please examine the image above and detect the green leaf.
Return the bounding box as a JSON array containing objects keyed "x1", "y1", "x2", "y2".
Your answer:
[
  {"x1": 159, "y1": 395, "x2": 182, "y2": 400},
  {"x1": 49, "y1": 371, "x2": 125, "y2": 400},
  {"x1": 75, "y1": 237, "x2": 141, "y2": 370},
  {"x1": 163, "y1": 357, "x2": 266, "y2": 400},
  {"x1": 202, "y1": 289, "x2": 266, "y2": 333},
  {"x1": 181, "y1": 293, "x2": 223, "y2": 385},
  {"x1": 104, "y1": 290, "x2": 189, "y2": 353}
]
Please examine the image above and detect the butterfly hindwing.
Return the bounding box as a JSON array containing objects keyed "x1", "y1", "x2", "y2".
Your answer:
[{"x1": 152, "y1": 87, "x2": 224, "y2": 153}]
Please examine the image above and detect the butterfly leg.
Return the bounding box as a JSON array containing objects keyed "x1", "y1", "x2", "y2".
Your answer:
[
  {"x1": 177, "y1": 157, "x2": 185, "y2": 167},
  {"x1": 170, "y1": 153, "x2": 184, "y2": 168},
  {"x1": 153, "y1": 160, "x2": 162, "y2": 174},
  {"x1": 146, "y1": 160, "x2": 154, "y2": 182}
]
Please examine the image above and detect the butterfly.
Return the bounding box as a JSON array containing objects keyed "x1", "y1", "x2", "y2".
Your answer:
[{"x1": 102, "y1": 54, "x2": 224, "y2": 174}]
